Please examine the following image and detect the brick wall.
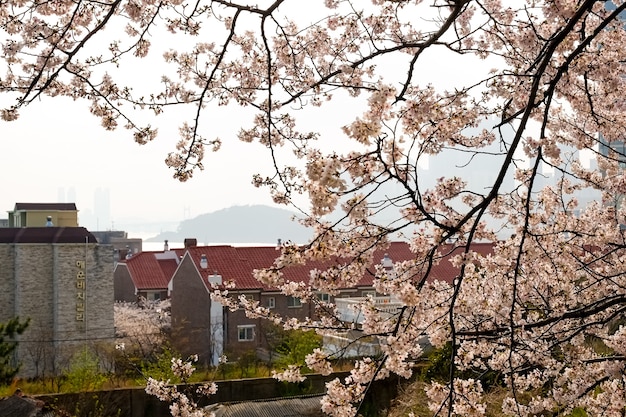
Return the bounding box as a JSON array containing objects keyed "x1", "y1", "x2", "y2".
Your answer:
[
  {"x1": 0, "y1": 245, "x2": 16, "y2": 320},
  {"x1": 170, "y1": 256, "x2": 213, "y2": 367},
  {"x1": 114, "y1": 264, "x2": 136, "y2": 302},
  {"x1": 0, "y1": 242, "x2": 114, "y2": 378}
]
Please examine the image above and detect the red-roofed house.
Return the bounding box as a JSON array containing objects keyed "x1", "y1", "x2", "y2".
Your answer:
[
  {"x1": 114, "y1": 248, "x2": 185, "y2": 302},
  {"x1": 168, "y1": 241, "x2": 496, "y2": 367},
  {"x1": 170, "y1": 244, "x2": 365, "y2": 366}
]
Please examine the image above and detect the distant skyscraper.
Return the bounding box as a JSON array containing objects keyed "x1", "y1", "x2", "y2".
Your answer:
[
  {"x1": 599, "y1": 134, "x2": 626, "y2": 168},
  {"x1": 94, "y1": 188, "x2": 111, "y2": 230},
  {"x1": 57, "y1": 187, "x2": 65, "y2": 203},
  {"x1": 67, "y1": 187, "x2": 76, "y2": 204}
]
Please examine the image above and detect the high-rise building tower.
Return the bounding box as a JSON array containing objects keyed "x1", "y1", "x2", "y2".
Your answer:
[{"x1": 94, "y1": 188, "x2": 111, "y2": 230}]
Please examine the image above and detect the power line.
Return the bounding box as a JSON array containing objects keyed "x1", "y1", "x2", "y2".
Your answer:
[{"x1": 14, "y1": 331, "x2": 167, "y2": 344}]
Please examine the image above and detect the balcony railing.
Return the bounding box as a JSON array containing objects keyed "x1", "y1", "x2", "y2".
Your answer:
[
  {"x1": 335, "y1": 296, "x2": 404, "y2": 325},
  {"x1": 324, "y1": 297, "x2": 433, "y2": 358}
]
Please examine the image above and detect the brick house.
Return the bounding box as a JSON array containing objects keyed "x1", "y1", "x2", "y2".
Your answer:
[
  {"x1": 170, "y1": 243, "x2": 384, "y2": 366},
  {"x1": 0, "y1": 227, "x2": 114, "y2": 378},
  {"x1": 113, "y1": 246, "x2": 184, "y2": 302},
  {"x1": 121, "y1": 240, "x2": 494, "y2": 367},
  {"x1": 168, "y1": 241, "x2": 497, "y2": 367}
]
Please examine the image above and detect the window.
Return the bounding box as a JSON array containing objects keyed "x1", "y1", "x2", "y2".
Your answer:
[
  {"x1": 238, "y1": 293, "x2": 255, "y2": 309},
  {"x1": 267, "y1": 297, "x2": 276, "y2": 309},
  {"x1": 317, "y1": 293, "x2": 331, "y2": 303},
  {"x1": 147, "y1": 291, "x2": 161, "y2": 301},
  {"x1": 287, "y1": 296, "x2": 302, "y2": 308},
  {"x1": 362, "y1": 290, "x2": 376, "y2": 298},
  {"x1": 238, "y1": 325, "x2": 255, "y2": 341}
]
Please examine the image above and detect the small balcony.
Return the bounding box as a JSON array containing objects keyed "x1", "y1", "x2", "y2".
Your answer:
[
  {"x1": 325, "y1": 296, "x2": 432, "y2": 358},
  {"x1": 335, "y1": 296, "x2": 404, "y2": 325}
]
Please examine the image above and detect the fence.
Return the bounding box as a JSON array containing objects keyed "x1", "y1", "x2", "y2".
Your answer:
[{"x1": 36, "y1": 372, "x2": 399, "y2": 417}]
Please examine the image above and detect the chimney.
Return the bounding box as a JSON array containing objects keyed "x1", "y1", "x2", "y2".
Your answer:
[
  {"x1": 381, "y1": 253, "x2": 393, "y2": 270},
  {"x1": 45, "y1": 216, "x2": 54, "y2": 227},
  {"x1": 164, "y1": 240, "x2": 169, "y2": 251},
  {"x1": 200, "y1": 254, "x2": 208, "y2": 269},
  {"x1": 184, "y1": 238, "x2": 197, "y2": 248}
]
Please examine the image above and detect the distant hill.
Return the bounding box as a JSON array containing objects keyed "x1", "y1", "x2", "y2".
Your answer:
[{"x1": 146, "y1": 205, "x2": 313, "y2": 244}]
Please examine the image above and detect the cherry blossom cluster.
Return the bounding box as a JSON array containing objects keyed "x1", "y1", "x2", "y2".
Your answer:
[
  {"x1": 114, "y1": 299, "x2": 171, "y2": 358},
  {"x1": 320, "y1": 358, "x2": 378, "y2": 417},
  {"x1": 145, "y1": 354, "x2": 218, "y2": 417}
]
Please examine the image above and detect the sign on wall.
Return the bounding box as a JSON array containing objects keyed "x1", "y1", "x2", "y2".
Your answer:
[{"x1": 76, "y1": 260, "x2": 85, "y2": 321}]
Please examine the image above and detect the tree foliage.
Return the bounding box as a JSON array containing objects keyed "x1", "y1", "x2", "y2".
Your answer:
[
  {"x1": 64, "y1": 348, "x2": 107, "y2": 392},
  {"x1": 0, "y1": 317, "x2": 29, "y2": 385},
  {"x1": 3, "y1": 0, "x2": 626, "y2": 416},
  {"x1": 274, "y1": 328, "x2": 323, "y2": 371}
]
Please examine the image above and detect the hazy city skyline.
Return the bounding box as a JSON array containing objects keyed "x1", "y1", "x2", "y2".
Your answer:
[
  {"x1": 0, "y1": 96, "x2": 282, "y2": 235},
  {"x1": 2, "y1": 107, "x2": 599, "y2": 239}
]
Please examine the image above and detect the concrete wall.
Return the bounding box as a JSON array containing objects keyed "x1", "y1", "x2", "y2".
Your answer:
[
  {"x1": 24, "y1": 211, "x2": 78, "y2": 227},
  {"x1": 35, "y1": 372, "x2": 398, "y2": 417},
  {"x1": 0, "y1": 245, "x2": 16, "y2": 319}
]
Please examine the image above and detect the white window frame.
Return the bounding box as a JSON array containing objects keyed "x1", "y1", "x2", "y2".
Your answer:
[
  {"x1": 362, "y1": 290, "x2": 376, "y2": 298},
  {"x1": 267, "y1": 297, "x2": 276, "y2": 309},
  {"x1": 287, "y1": 296, "x2": 302, "y2": 308},
  {"x1": 237, "y1": 325, "x2": 255, "y2": 342}
]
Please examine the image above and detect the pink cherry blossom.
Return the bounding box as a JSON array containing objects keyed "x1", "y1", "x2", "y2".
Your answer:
[{"x1": 5, "y1": 1, "x2": 626, "y2": 415}]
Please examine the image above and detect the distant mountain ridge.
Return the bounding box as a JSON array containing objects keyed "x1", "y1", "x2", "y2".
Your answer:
[{"x1": 147, "y1": 205, "x2": 313, "y2": 244}]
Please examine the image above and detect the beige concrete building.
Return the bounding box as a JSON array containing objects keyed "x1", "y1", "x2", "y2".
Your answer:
[
  {"x1": 7, "y1": 203, "x2": 79, "y2": 228},
  {"x1": 0, "y1": 227, "x2": 114, "y2": 378}
]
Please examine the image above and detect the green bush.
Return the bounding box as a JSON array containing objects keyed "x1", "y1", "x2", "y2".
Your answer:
[
  {"x1": 137, "y1": 345, "x2": 181, "y2": 384},
  {"x1": 275, "y1": 329, "x2": 322, "y2": 371},
  {"x1": 64, "y1": 349, "x2": 106, "y2": 392}
]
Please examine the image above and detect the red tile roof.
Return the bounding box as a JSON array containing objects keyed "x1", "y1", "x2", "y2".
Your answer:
[
  {"x1": 121, "y1": 249, "x2": 185, "y2": 290},
  {"x1": 122, "y1": 242, "x2": 496, "y2": 293},
  {"x1": 423, "y1": 242, "x2": 495, "y2": 283},
  {"x1": 181, "y1": 241, "x2": 496, "y2": 291},
  {"x1": 186, "y1": 245, "x2": 261, "y2": 289}
]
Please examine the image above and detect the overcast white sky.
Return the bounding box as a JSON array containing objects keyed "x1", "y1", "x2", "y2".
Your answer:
[{"x1": 0, "y1": 94, "x2": 287, "y2": 235}]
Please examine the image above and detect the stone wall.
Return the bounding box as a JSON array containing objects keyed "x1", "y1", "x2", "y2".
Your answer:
[
  {"x1": 0, "y1": 245, "x2": 16, "y2": 321},
  {"x1": 0, "y1": 242, "x2": 114, "y2": 378}
]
